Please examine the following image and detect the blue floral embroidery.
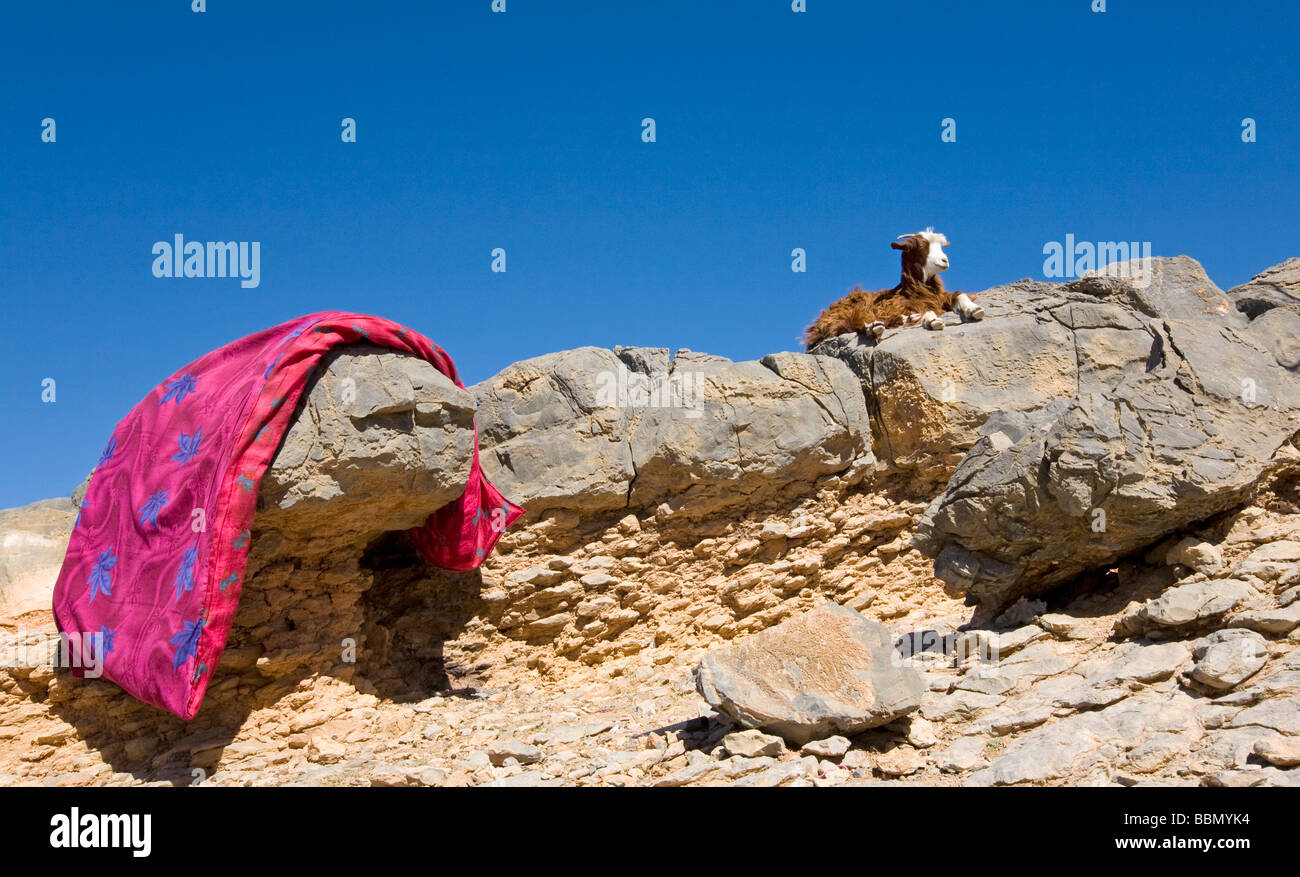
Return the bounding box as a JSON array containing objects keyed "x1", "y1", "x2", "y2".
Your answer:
[
  {"x1": 173, "y1": 546, "x2": 198, "y2": 602},
  {"x1": 98, "y1": 625, "x2": 116, "y2": 656},
  {"x1": 87, "y1": 547, "x2": 116, "y2": 603},
  {"x1": 172, "y1": 429, "x2": 203, "y2": 466},
  {"x1": 138, "y1": 490, "x2": 169, "y2": 527},
  {"x1": 263, "y1": 352, "x2": 284, "y2": 379},
  {"x1": 236, "y1": 471, "x2": 255, "y2": 492},
  {"x1": 98, "y1": 436, "x2": 117, "y2": 466},
  {"x1": 232, "y1": 530, "x2": 250, "y2": 549},
  {"x1": 159, "y1": 373, "x2": 197, "y2": 405},
  {"x1": 170, "y1": 616, "x2": 207, "y2": 672},
  {"x1": 218, "y1": 572, "x2": 239, "y2": 591},
  {"x1": 75, "y1": 499, "x2": 88, "y2": 529}
]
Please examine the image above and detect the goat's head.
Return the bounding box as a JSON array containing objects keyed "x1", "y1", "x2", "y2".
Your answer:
[{"x1": 892, "y1": 228, "x2": 950, "y2": 283}]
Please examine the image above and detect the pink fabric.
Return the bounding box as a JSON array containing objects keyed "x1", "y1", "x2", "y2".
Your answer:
[{"x1": 52, "y1": 312, "x2": 523, "y2": 720}]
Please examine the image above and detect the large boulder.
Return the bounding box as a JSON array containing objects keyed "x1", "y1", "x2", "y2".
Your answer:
[
  {"x1": 880, "y1": 257, "x2": 1300, "y2": 611},
  {"x1": 255, "y1": 343, "x2": 475, "y2": 532},
  {"x1": 693, "y1": 602, "x2": 924, "y2": 746},
  {"x1": 471, "y1": 346, "x2": 872, "y2": 518}
]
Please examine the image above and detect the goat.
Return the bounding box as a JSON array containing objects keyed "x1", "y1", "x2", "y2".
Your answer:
[{"x1": 803, "y1": 229, "x2": 984, "y2": 350}]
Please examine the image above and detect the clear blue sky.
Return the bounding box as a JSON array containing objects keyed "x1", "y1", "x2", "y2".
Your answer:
[{"x1": 2, "y1": 1, "x2": 1296, "y2": 507}]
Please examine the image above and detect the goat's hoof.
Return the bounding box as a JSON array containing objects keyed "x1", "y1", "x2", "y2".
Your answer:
[
  {"x1": 868, "y1": 321, "x2": 886, "y2": 339},
  {"x1": 925, "y1": 318, "x2": 945, "y2": 331},
  {"x1": 965, "y1": 306, "x2": 985, "y2": 322}
]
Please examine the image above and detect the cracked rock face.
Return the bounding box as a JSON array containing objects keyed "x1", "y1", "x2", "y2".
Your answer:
[
  {"x1": 471, "y1": 346, "x2": 872, "y2": 519},
  {"x1": 811, "y1": 256, "x2": 1300, "y2": 611}
]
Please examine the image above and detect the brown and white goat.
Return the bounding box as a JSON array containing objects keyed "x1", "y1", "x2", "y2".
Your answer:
[{"x1": 803, "y1": 229, "x2": 983, "y2": 350}]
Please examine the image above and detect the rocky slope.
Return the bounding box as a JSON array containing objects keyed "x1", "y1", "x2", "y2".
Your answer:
[{"x1": 1, "y1": 256, "x2": 1297, "y2": 787}]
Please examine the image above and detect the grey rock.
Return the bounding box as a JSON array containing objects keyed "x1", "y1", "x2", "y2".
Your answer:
[
  {"x1": 801, "y1": 735, "x2": 852, "y2": 759},
  {"x1": 1254, "y1": 737, "x2": 1300, "y2": 767},
  {"x1": 471, "y1": 347, "x2": 871, "y2": 519},
  {"x1": 1225, "y1": 695, "x2": 1300, "y2": 735},
  {"x1": 258, "y1": 344, "x2": 476, "y2": 531},
  {"x1": 694, "y1": 602, "x2": 924, "y2": 746},
  {"x1": 489, "y1": 740, "x2": 543, "y2": 766},
  {"x1": 1036, "y1": 613, "x2": 1093, "y2": 640},
  {"x1": 1077, "y1": 641, "x2": 1191, "y2": 688},
  {"x1": 1228, "y1": 603, "x2": 1300, "y2": 635},
  {"x1": 938, "y1": 736, "x2": 991, "y2": 772},
  {"x1": 971, "y1": 691, "x2": 1200, "y2": 786},
  {"x1": 1231, "y1": 540, "x2": 1300, "y2": 585},
  {"x1": 1130, "y1": 579, "x2": 1254, "y2": 629},
  {"x1": 1191, "y1": 630, "x2": 1269, "y2": 691},
  {"x1": 894, "y1": 257, "x2": 1300, "y2": 611},
  {"x1": 1227, "y1": 257, "x2": 1300, "y2": 318},
  {"x1": 919, "y1": 689, "x2": 1006, "y2": 722},
  {"x1": 1165, "y1": 538, "x2": 1224, "y2": 575},
  {"x1": 721, "y1": 729, "x2": 787, "y2": 758}
]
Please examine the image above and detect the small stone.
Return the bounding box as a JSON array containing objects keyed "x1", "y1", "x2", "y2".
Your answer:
[
  {"x1": 1191, "y1": 630, "x2": 1268, "y2": 691},
  {"x1": 463, "y1": 751, "x2": 491, "y2": 769},
  {"x1": 1165, "y1": 538, "x2": 1224, "y2": 575},
  {"x1": 1254, "y1": 738, "x2": 1300, "y2": 768},
  {"x1": 417, "y1": 767, "x2": 449, "y2": 786},
  {"x1": 722, "y1": 729, "x2": 787, "y2": 758},
  {"x1": 905, "y1": 716, "x2": 939, "y2": 749},
  {"x1": 800, "y1": 735, "x2": 851, "y2": 759},
  {"x1": 1140, "y1": 580, "x2": 1253, "y2": 628},
  {"x1": 1037, "y1": 613, "x2": 1092, "y2": 640},
  {"x1": 307, "y1": 737, "x2": 346, "y2": 765},
  {"x1": 489, "y1": 740, "x2": 542, "y2": 766},
  {"x1": 875, "y1": 747, "x2": 926, "y2": 777},
  {"x1": 938, "y1": 736, "x2": 990, "y2": 773}
]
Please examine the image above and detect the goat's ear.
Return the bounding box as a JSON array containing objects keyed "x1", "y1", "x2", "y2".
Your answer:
[{"x1": 891, "y1": 241, "x2": 907, "y2": 250}]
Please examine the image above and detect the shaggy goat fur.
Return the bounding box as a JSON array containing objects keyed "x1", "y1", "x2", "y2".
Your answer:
[{"x1": 803, "y1": 230, "x2": 981, "y2": 350}]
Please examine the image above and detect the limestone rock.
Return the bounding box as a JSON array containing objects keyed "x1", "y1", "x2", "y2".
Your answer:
[
  {"x1": 693, "y1": 603, "x2": 924, "y2": 746},
  {"x1": 1191, "y1": 630, "x2": 1268, "y2": 691},
  {"x1": 905, "y1": 258, "x2": 1300, "y2": 610},
  {"x1": 1165, "y1": 538, "x2": 1224, "y2": 575},
  {"x1": 258, "y1": 343, "x2": 477, "y2": 530},
  {"x1": 471, "y1": 347, "x2": 871, "y2": 518},
  {"x1": 722, "y1": 729, "x2": 787, "y2": 758},
  {"x1": 801, "y1": 735, "x2": 852, "y2": 759},
  {"x1": 1121, "y1": 579, "x2": 1254, "y2": 631},
  {"x1": 1227, "y1": 257, "x2": 1300, "y2": 318}
]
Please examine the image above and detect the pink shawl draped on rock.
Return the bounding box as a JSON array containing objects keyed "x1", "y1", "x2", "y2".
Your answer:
[{"x1": 52, "y1": 312, "x2": 523, "y2": 720}]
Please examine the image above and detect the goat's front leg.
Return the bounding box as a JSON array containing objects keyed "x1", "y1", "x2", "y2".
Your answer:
[
  {"x1": 863, "y1": 319, "x2": 886, "y2": 339},
  {"x1": 955, "y1": 293, "x2": 985, "y2": 322},
  {"x1": 921, "y1": 310, "x2": 945, "y2": 330}
]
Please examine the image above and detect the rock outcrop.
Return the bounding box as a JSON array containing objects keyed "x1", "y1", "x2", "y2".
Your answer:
[
  {"x1": 3, "y1": 256, "x2": 1300, "y2": 789},
  {"x1": 1228, "y1": 257, "x2": 1300, "y2": 318},
  {"x1": 471, "y1": 346, "x2": 871, "y2": 518},
  {"x1": 836, "y1": 257, "x2": 1300, "y2": 611}
]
